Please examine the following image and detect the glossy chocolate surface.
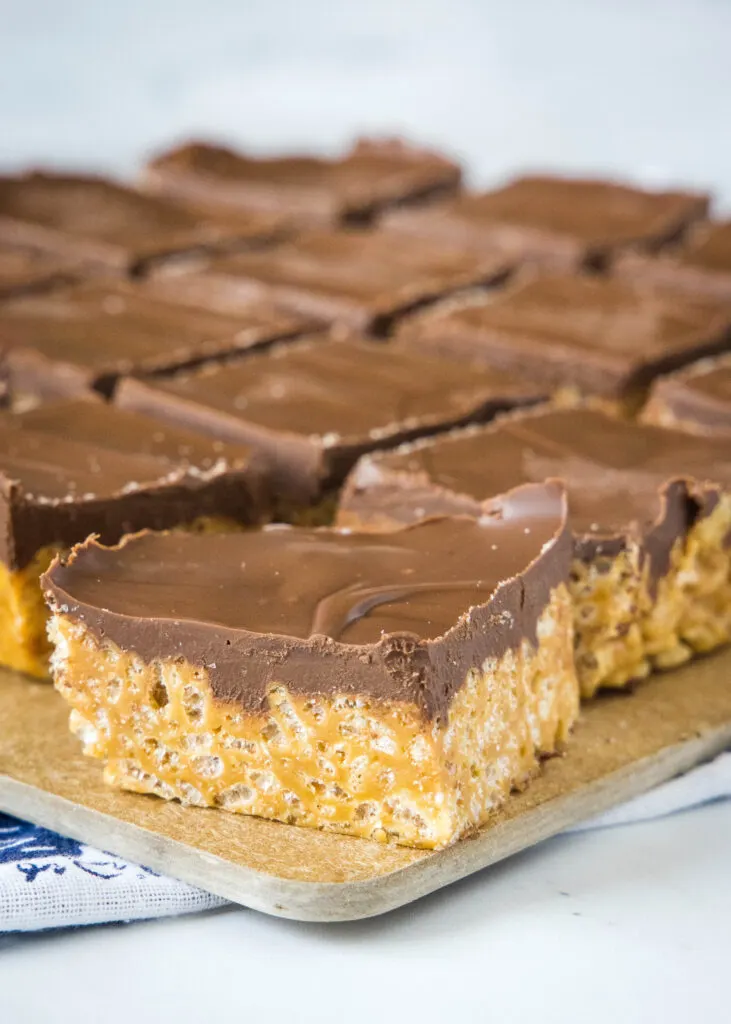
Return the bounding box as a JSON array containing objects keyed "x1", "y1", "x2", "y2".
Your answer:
[
  {"x1": 115, "y1": 336, "x2": 546, "y2": 503},
  {"x1": 384, "y1": 175, "x2": 709, "y2": 270},
  {"x1": 340, "y1": 406, "x2": 731, "y2": 578},
  {"x1": 150, "y1": 229, "x2": 510, "y2": 333},
  {"x1": 645, "y1": 356, "x2": 731, "y2": 437},
  {"x1": 615, "y1": 220, "x2": 731, "y2": 301},
  {"x1": 0, "y1": 399, "x2": 265, "y2": 570},
  {"x1": 43, "y1": 482, "x2": 570, "y2": 719},
  {"x1": 143, "y1": 137, "x2": 462, "y2": 227},
  {"x1": 0, "y1": 172, "x2": 285, "y2": 273},
  {"x1": 396, "y1": 273, "x2": 731, "y2": 399},
  {"x1": 1, "y1": 281, "x2": 311, "y2": 399}
]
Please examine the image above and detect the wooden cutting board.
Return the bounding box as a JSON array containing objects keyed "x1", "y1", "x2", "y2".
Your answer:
[{"x1": 1, "y1": 651, "x2": 730, "y2": 922}]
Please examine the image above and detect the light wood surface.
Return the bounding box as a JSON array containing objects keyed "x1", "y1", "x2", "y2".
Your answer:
[{"x1": 1, "y1": 651, "x2": 730, "y2": 922}]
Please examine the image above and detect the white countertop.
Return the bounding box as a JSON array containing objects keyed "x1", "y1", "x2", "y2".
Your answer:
[
  {"x1": 1, "y1": 803, "x2": 729, "y2": 1022},
  {"x1": 1, "y1": 2, "x2": 729, "y2": 1020}
]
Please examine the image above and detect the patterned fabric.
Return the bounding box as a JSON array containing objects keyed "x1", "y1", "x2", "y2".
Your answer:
[
  {"x1": 0, "y1": 813, "x2": 227, "y2": 932},
  {"x1": 2, "y1": 752, "x2": 730, "y2": 932}
]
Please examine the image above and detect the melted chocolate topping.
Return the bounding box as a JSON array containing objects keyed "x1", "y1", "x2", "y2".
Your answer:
[
  {"x1": 0, "y1": 399, "x2": 265, "y2": 570},
  {"x1": 43, "y1": 482, "x2": 571, "y2": 719},
  {"x1": 0, "y1": 245, "x2": 78, "y2": 300},
  {"x1": 396, "y1": 273, "x2": 731, "y2": 399},
  {"x1": 645, "y1": 356, "x2": 731, "y2": 437},
  {"x1": 1, "y1": 281, "x2": 311, "y2": 399},
  {"x1": 384, "y1": 175, "x2": 709, "y2": 269},
  {"x1": 115, "y1": 336, "x2": 546, "y2": 503},
  {"x1": 143, "y1": 137, "x2": 462, "y2": 227},
  {"x1": 0, "y1": 172, "x2": 286, "y2": 273},
  {"x1": 149, "y1": 228, "x2": 510, "y2": 333},
  {"x1": 340, "y1": 406, "x2": 731, "y2": 581},
  {"x1": 615, "y1": 221, "x2": 731, "y2": 301}
]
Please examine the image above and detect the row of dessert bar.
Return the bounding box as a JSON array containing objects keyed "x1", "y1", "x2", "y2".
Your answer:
[
  {"x1": 0, "y1": 140, "x2": 729, "y2": 850},
  {"x1": 35, "y1": 399, "x2": 731, "y2": 851},
  {"x1": 1, "y1": 137, "x2": 731, "y2": 417}
]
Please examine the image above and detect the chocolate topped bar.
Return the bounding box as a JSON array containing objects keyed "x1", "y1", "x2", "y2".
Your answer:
[
  {"x1": 9, "y1": 396, "x2": 255, "y2": 472},
  {"x1": 339, "y1": 406, "x2": 731, "y2": 696},
  {"x1": 615, "y1": 220, "x2": 731, "y2": 300},
  {"x1": 44, "y1": 483, "x2": 579, "y2": 848},
  {"x1": 0, "y1": 281, "x2": 312, "y2": 400},
  {"x1": 44, "y1": 483, "x2": 568, "y2": 714},
  {"x1": 396, "y1": 273, "x2": 731, "y2": 401},
  {"x1": 383, "y1": 175, "x2": 709, "y2": 270},
  {"x1": 114, "y1": 336, "x2": 546, "y2": 504},
  {"x1": 0, "y1": 398, "x2": 265, "y2": 572},
  {"x1": 0, "y1": 172, "x2": 287, "y2": 275},
  {"x1": 0, "y1": 396, "x2": 268, "y2": 678},
  {"x1": 143, "y1": 137, "x2": 462, "y2": 227},
  {"x1": 0, "y1": 245, "x2": 78, "y2": 301},
  {"x1": 149, "y1": 229, "x2": 510, "y2": 333},
  {"x1": 642, "y1": 355, "x2": 731, "y2": 437},
  {"x1": 340, "y1": 405, "x2": 731, "y2": 572}
]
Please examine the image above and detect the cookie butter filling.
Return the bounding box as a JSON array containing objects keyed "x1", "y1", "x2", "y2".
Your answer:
[{"x1": 43, "y1": 482, "x2": 579, "y2": 849}]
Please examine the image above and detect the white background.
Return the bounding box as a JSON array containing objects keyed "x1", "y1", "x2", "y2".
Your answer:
[{"x1": 0, "y1": 1, "x2": 729, "y2": 1020}]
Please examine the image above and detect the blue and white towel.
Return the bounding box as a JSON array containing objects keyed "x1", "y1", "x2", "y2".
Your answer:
[{"x1": 2, "y1": 752, "x2": 730, "y2": 932}]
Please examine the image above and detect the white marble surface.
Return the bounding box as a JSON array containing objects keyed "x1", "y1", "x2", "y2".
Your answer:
[{"x1": 1, "y1": 3, "x2": 730, "y2": 1020}]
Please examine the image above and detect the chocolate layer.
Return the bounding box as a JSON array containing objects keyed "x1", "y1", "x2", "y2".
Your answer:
[
  {"x1": 148, "y1": 229, "x2": 510, "y2": 334},
  {"x1": 615, "y1": 220, "x2": 731, "y2": 300},
  {"x1": 0, "y1": 398, "x2": 266, "y2": 570},
  {"x1": 0, "y1": 245, "x2": 78, "y2": 301},
  {"x1": 383, "y1": 175, "x2": 709, "y2": 270},
  {"x1": 339, "y1": 406, "x2": 731, "y2": 582},
  {"x1": 396, "y1": 273, "x2": 731, "y2": 400},
  {"x1": 43, "y1": 481, "x2": 571, "y2": 720},
  {"x1": 0, "y1": 281, "x2": 313, "y2": 400},
  {"x1": 643, "y1": 356, "x2": 731, "y2": 438},
  {"x1": 143, "y1": 137, "x2": 462, "y2": 227},
  {"x1": 114, "y1": 336, "x2": 547, "y2": 504},
  {"x1": 0, "y1": 172, "x2": 287, "y2": 275}
]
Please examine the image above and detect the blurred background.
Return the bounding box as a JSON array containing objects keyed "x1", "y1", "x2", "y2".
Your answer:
[{"x1": 2, "y1": 0, "x2": 730, "y2": 202}]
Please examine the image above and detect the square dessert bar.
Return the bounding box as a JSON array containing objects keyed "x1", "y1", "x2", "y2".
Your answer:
[
  {"x1": 0, "y1": 245, "x2": 79, "y2": 301},
  {"x1": 615, "y1": 220, "x2": 731, "y2": 301},
  {"x1": 383, "y1": 175, "x2": 709, "y2": 270},
  {"x1": 0, "y1": 172, "x2": 288, "y2": 275},
  {"x1": 338, "y1": 406, "x2": 731, "y2": 698},
  {"x1": 142, "y1": 137, "x2": 462, "y2": 227},
  {"x1": 114, "y1": 336, "x2": 547, "y2": 508},
  {"x1": 0, "y1": 280, "x2": 313, "y2": 402},
  {"x1": 148, "y1": 229, "x2": 510, "y2": 334},
  {"x1": 395, "y1": 274, "x2": 731, "y2": 404},
  {"x1": 43, "y1": 482, "x2": 579, "y2": 850},
  {"x1": 0, "y1": 398, "x2": 268, "y2": 677},
  {"x1": 642, "y1": 355, "x2": 731, "y2": 438}
]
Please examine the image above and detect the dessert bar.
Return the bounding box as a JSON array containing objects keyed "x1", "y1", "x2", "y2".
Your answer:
[
  {"x1": 383, "y1": 175, "x2": 709, "y2": 270},
  {"x1": 43, "y1": 482, "x2": 579, "y2": 850},
  {"x1": 143, "y1": 137, "x2": 462, "y2": 227},
  {"x1": 642, "y1": 355, "x2": 731, "y2": 438},
  {"x1": 0, "y1": 244, "x2": 78, "y2": 301},
  {"x1": 0, "y1": 398, "x2": 267, "y2": 677},
  {"x1": 338, "y1": 406, "x2": 731, "y2": 697},
  {"x1": 395, "y1": 273, "x2": 731, "y2": 404},
  {"x1": 0, "y1": 172, "x2": 288, "y2": 275},
  {"x1": 148, "y1": 229, "x2": 510, "y2": 333},
  {"x1": 114, "y1": 336, "x2": 546, "y2": 508},
  {"x1": 1, "y1": 280, "x2": 313, "y2": 401},
  {"x1": 615, "y1": 220, "x2": 731, "y2": 300}
]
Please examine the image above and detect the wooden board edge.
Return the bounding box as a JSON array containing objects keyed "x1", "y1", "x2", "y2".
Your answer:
[{"x1": 1, "y1": 720, "x2": 729, "y2": 923}]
